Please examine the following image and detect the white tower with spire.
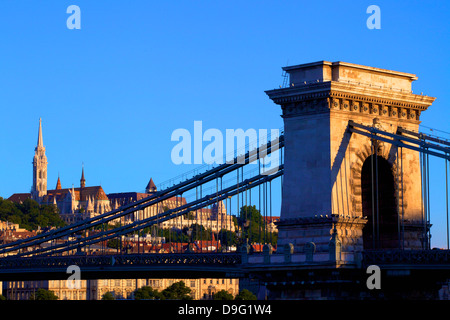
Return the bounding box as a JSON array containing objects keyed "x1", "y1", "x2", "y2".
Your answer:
[{"x1": 31, "y1": 118, "x2": 48, "y2": 202}]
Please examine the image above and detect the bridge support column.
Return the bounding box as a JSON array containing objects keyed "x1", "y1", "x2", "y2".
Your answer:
[{"x1": 266, "y1": 61, "x2": 435, "y2": 257}]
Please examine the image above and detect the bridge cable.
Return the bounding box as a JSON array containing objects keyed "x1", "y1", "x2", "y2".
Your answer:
[
  {"x1": 0, "y1": 137, "x2": 284, "y2": 257},
  {"x1": 0, "y1": 135, "x2": 283, "y2": 254},
  {"x1": 7, "y1": 167, "x2": 283, "y2": 258},
  {"x1": 446, "y1": 156, "x2": 449, "y2": 249}
]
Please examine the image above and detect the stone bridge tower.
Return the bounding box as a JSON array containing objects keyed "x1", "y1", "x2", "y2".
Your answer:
[{"x1": 266, "y1": 61, "x2": 436, "y2": 261}]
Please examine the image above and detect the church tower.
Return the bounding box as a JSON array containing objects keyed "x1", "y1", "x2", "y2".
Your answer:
[{"x1": 31, "y1": 118, "x2": 48, "y2": 202}]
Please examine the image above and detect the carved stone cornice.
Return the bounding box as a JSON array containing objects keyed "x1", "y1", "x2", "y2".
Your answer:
[
  {"x1": 265, "y1": 80, "x2": 435, "y2": 121},
  {"x1": 328, "y1": 81, "x2": 435, "y2": 111},
  {"x1": 276, "y1": 214, "x2": 368, "y2": 228}
]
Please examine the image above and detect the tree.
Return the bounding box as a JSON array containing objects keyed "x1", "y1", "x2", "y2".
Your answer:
[
  {"x1": 134, "y1": 286, "x2": 162, "y2": 300},
  {"x1": 30, "y1": 288, "x2": 59, "y2": 300},
  {"x1": 0, "y1": 198, "x2": 65, "y2": 231},
  {"x1": 218, "y1": 229, "x2": 237, "y2": 248},
  {"x1": 161, "y1": 281, "x2": 192, "y2": 300},
  {"x1": 238, "y1": 205, "x2": 277, "y2": 247},
  {"x1": 189, "y1": 224, "x2": 212, "y2": 241},
  {"x1": 235, "y1": 289, "x2": 257, "y2": 300},
  {"x1": 101, "y1": 292, "x2": 115, "y2": 300},
  {"x1": 213, "y1": 290, "x2": 234, "y2": 300}
]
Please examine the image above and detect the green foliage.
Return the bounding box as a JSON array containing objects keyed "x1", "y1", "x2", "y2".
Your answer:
[
  {"x1": 218, "y1": 229, "x2": 238, "y2": 247},
  {"x1": 161, "y1": 281, "x2": 192, "y2": 300},
  {"x1": 162, "y1": 227, "x2": 190, "y2": 243},
  {"x1": 0, "y1": 198, "x2": 66, "y2": 231},
  {"x1": 101, "y1": 292, "x2": 115, "y2": 300},
  {"x1": 0, "y1": 294, "x2": 6, "y2": 301},
  {"x1": 213, "y1": 290, "x2": 234, "y2": 300},
  {"x1": 234, "y1": 289, "x2": 257, "y2": 300},
  {"x1": 134, "y1": 286, "x2": 162, "y2": 300},
  {"x1": 187, "y1": 224, "x2": 212, "y2": 241},
  {"x1": 133, "y1": 281, "x2": 192, "y2": 300},
  {"x1": 238, "y1": 205, "x2": 277, "y2": 247},
  {"x1": 29, "y1": 288, "x2": 59, "y2": 300}
]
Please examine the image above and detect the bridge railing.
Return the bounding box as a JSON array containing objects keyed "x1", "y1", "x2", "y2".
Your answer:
[
  {"x1": 0, "y1": 252, "x2": 243, "y2": 270},
  {"x1": 362, "y1": 249, "x2": 450, "y2": 266}
]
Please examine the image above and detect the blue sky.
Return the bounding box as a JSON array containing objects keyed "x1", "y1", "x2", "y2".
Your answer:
[{"x1": 0, "y1": 1, "x2": 449, "y2": 246}]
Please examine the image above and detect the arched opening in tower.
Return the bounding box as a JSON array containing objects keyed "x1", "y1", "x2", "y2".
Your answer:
[{"x1": 361, "y1": 155, "x2": 399, "y2": 249}]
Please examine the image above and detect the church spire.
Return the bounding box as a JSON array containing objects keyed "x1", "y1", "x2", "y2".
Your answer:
[
  {"x1": 80, "y1": 163, "x2": 86, "y2": 188},
  {"x1": 56, "y1": 174, "x2": 62, "y2": 190},
  {"x1": 37, "y1": 117, "x2": 44, "y2": 148}
]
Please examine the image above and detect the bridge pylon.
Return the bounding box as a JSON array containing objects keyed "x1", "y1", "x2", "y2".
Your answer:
[{"x1": 266, "y1": 61, "x2": 436, "y2": 259}]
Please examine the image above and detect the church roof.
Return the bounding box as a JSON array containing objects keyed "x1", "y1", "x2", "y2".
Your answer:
[
  {"x1": 9, "y1": 185, "x2": 109, "y2": 205},
  {"x1": 7, "y1": 193, "x2": 31, "y2": 203},
  {"x1": 43, "y1": 185, "x2": 109, "y2": 203}
]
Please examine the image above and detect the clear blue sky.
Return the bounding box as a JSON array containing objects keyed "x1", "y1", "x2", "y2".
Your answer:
[{"x1": 0, "y1": 1, "x2": 449, "y2": 246}]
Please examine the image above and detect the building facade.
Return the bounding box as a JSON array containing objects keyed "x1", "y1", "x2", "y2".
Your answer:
[{"x1": 3, "y1": 278, "x2": 239, "y2": 300}]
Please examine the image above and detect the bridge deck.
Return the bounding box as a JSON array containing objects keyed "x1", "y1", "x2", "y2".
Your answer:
[
  {"x1": 0, "y1": 253, "x2": 244, "y2": 280},
  {"x1": 1, "y1": 250, "x2": 450, "y2": 281}
]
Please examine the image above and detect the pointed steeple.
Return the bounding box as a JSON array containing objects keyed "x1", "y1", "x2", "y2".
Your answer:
[
  {"x1": 146, "y1": 177, "x2": 157, "y2": 193},
  {"x1": 37, "y1": 117, "x2": 44, "y2": 148},
  {"x1": 56, "y1": 174, "x2": 62, "y2": 190},
  {"x1": 80, "y1": 163, "x2": 86, "y2": 188}
]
